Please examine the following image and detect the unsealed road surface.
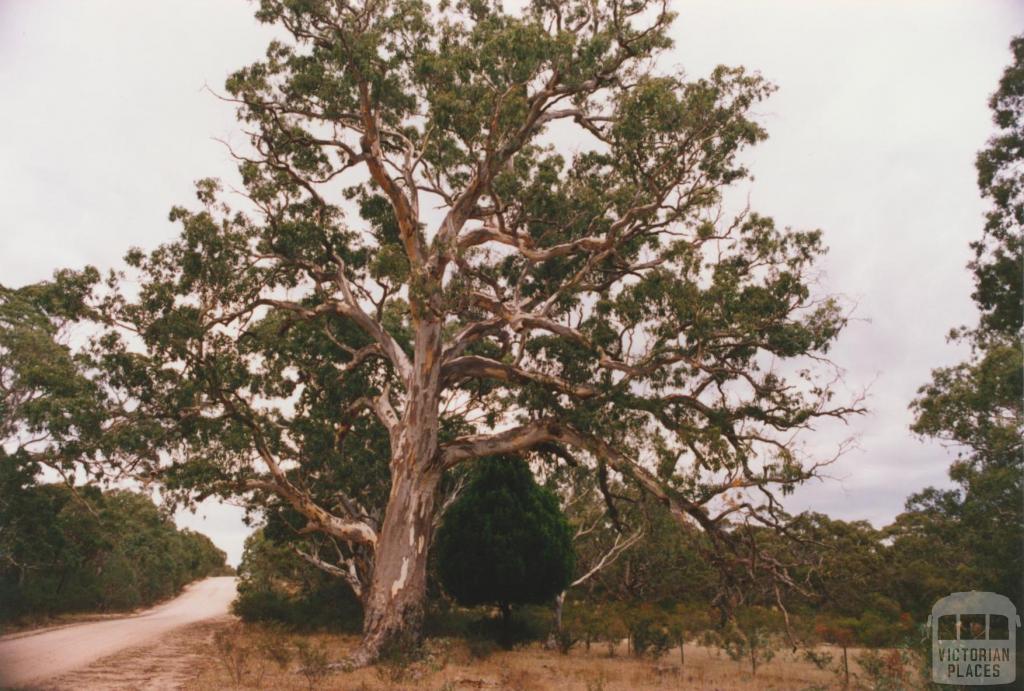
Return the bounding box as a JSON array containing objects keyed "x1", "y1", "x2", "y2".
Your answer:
[{"x1": 0, "y1": 576, "x2": 236, "y2": 688}]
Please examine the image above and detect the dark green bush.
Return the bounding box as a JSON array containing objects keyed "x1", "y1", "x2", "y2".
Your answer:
[
  {"x1": 233, "y1": 578, "x2": 362, "y2": 633},
  {"x1": 434, "y1": 457, "x2": 574, "y2": 619},
  {"x1": 232, "y1": 588, "x2": 296, "y2": 624}
]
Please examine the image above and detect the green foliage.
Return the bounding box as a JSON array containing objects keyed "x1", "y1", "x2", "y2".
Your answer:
[
  {"x1": 553, "y1": 625, "x2": 580, "y2": 655},
  {"x1": 464, "y1": 605, "x2": 551, "y2": 648},
  {"x1": 802, "y1": 648, "x2": 833, "y2": 670},
  {"x1": 857, "y1": 648, "x2": 917, "y2": 691},
  {"x1": 972, "y1": 35, "x2": 1023, "y2": 335},
  {"x1": 573, "y1": 601, "x2": 631, "y2": 657},
  {"x1": 232, "y1": 529, "x2": 363, "y2": 632},
  {"x1": 716, "y1": 606, "x2": 784, "y2": 676},
  {"x1": 907, "y1": 33, "x2": 1024, "y2": 616},
  {"x1": 213, "y1": 623, "x2": 253, "y2": 687},
  {"x1": 294, "y1": 638, "x2": 330, "y2": 690},
  {"x1": 791, "y1": 514, "x2": 889, "y2": 618},
  {"x1": 562, "y1": 601, "x2": 604, "y2": 651},
  {"x1": 435, "y1": 457, "x2": 574, "y2": 614},
  {"x1": 0, "y1": 271, "x2": 230, "y2": 625},
  {"x1": 89, "y1": 3, "x2": 855, "y2": 644},
  {"x1": 210, "y1": 623, "x2": 293, "y2": 690},
  {"x1": 0, "y1": 271, "x2": 106, "y2": 477},
  {"x1": 664, "y1": 603, "x2": 712, "y2": 664},
  {"x1": 0, "y1": 484, "x2": 226, "y2": 624},
  {"x1": 627, "y1": 607, "x2": 673, "y2": 659},
  {"x1": 595, "y1": 499, "x2": 717, "y2": 604}
]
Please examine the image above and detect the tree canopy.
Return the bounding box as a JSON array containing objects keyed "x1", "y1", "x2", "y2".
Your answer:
[
  {"x1": 971, "y1": 35, "x2": 1024, "y2": 336},
  {"x1": 0, "y1": 274, "x2": 228, "y2": 626},
  {"x1": 1, "y1": 271, "x2": 107, "y2": 484}
]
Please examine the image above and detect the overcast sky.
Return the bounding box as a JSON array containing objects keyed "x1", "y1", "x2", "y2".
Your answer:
[{"x1": 1, "y1": 1, "x2": 1020, "y2": 565}]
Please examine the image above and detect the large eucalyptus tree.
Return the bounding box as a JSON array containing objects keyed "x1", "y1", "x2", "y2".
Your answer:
[{"x1": 98, "y1": 0, "x2": 856, "y2": 660}]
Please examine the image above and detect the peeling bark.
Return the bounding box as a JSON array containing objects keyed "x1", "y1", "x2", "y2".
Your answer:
[
  {"x1": 355, "y1": 318, "x2": 444, "y2": 662},
  {"x1": 356, "y1": 462, "x2": 440, "y2": 662}
]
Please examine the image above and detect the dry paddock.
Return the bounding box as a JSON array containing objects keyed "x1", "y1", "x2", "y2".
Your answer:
[{"x1": 177, "y1": 624, "x2": 901, "y2": 691}]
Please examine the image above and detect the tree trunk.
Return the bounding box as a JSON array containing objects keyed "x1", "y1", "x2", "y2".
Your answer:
[
  {"x1": 499, "y1": 601, "x2": 513, "y2": 646},
  {"x1": 544, "y1": 591, "x2": 567, "y2": 650},
  {"x1": 355, "y1": 316, "x2": 444, "y2": 663},
  {"x1": 357, "y1": 462, "x2": 441, "y2": 662}
]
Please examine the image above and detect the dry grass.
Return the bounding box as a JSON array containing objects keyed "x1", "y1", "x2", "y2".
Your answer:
[{"x1": 180, "y1": 622, "x2": 899, "y2": 691}]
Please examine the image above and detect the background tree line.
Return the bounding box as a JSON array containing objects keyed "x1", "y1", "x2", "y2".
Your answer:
[
  {"x1": 0, "y1": 481, "x2": 230, "y2": 625},
  {"x1": 230, "y1": 466, "x2": 1014, "y2": 652}
]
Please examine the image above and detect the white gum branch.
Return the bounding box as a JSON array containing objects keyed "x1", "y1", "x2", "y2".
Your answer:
[{"x1": 292, "y1": 545, "x2": 364, "y2": 599}]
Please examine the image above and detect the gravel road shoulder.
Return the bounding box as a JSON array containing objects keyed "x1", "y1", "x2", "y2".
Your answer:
[{"x1": 36, "y1": 617, "x2": 234, "y2": 691}]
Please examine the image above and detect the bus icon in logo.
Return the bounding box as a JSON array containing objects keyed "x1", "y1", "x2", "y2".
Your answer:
[{"x1": 928, "y1": 591, "x2": 1019, "y2": 685}]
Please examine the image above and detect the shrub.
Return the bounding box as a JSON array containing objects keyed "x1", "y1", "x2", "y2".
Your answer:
[
  {"x1": 434, "y1": 456, "x2": 575, "y2": 638},
  {"x1": 464, "y1": 604, "x2": 549, "y2": 648},
  {"x1": 630, "y1": 613, "x2": 673, "y2": 659},
  {"x1": 253, "y1": 624, "x2": 293, "y2": 687},
  {"x1": 596, "y1": 609, "x2": 629, "y2": 657},
  {"x1": 232, "y1": 588, "x2": 294, "y2": 624},
  {"x1": 664, "y1": 603, "x2": 712, "y2": 665},
  {"x1": 564, "y1": 603, "x2": 603, "y2": 651},
  {"x1": 858, "y1": 647, "x2": 917, "y2": 691},
  {"x1": 554, "y1": 626, "x2": 580, "y2": 655},
  {"x1": 718, "y1": 606, "x2": 784, "y2": 676},
  {"x1": 212, "y1": 624, "x2": 252, "y2": 687},
  {"x1": 803, "y1": 648, "x2": 834, "y2": 670},
  {"x1": 294, "y1": 639, "x2": 330, "y2": 690},
  {"x1": 233, "y1": 569, "x2": 362, "y2": 633}
]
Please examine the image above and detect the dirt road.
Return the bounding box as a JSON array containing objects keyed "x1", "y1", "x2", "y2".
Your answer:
[{"x1": 0, "y1": 576, "x2": 237, "y2": 689}]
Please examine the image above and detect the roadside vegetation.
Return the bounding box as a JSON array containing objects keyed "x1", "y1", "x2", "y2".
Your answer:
[{"x1": 0, "y1": 482, "x2": 230, "y2": 629}]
